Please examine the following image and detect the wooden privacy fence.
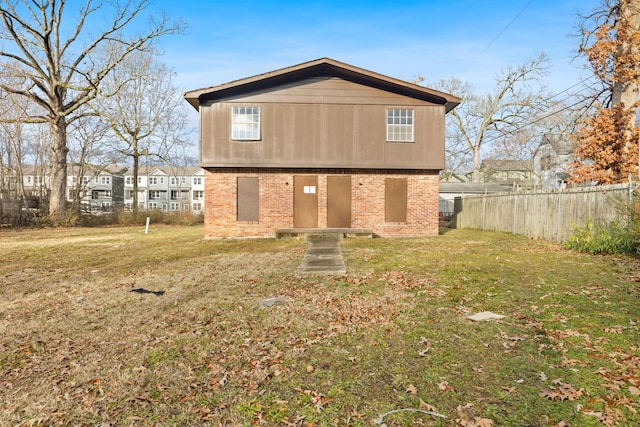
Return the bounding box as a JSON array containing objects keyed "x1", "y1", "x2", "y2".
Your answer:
[{"x1": 452, "y1": 183, "x2": 635, "y2": 242}]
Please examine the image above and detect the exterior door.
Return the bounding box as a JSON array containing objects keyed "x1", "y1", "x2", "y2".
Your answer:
[
  {"x1": 293, "y1": 175, "x2": 318, "y2": 228},
  {"x1": 327, "y1": 175, "x2": 351, "y2": 228}
]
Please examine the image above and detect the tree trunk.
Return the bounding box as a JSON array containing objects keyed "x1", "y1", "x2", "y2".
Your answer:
[
  {"x1": 48, "y1": 116, "x2": 69, "y2": 224},
  {"x1": 612, "y1": 0, "x2": 640, "y2": 107},
  {"x1": 471, "y1": 147, "x2": 481, "y2": 182},
  {"x1": 133, "y1": 153, "x2": 139, "y2": 211}
]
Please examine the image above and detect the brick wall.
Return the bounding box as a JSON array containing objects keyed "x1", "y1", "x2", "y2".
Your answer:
[{"x1": 204, "y1": 169, "x2": 439, "y2": 238}]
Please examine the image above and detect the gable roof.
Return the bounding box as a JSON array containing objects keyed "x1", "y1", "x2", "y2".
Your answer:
[
  {"x1": 184, "y1": 57, "x2": 461, "y2": 113},
  {"x1": 480, "y1": 159, "x2": 533, "y2": 172}
]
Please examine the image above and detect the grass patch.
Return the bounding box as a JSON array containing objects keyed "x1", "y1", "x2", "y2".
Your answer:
[{"x1": 0, "y1": 226, "x2": 638, "y2": 425}]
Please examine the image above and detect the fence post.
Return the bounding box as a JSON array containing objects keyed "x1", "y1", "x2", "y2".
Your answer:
[
  {"x1": 482, "y1": 190, "x2": 487, "y2": 231},
  {"x1": 513, "y1": 193, "x2": 518, "y2": 235},
  {"x1": 556, "y1": 190, "x2": 562, "y2": 242}
]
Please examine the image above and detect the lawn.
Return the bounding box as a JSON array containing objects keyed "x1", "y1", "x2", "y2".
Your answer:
[{"x1": 0, "y1": 225, "x2": 638, "y2": 426}]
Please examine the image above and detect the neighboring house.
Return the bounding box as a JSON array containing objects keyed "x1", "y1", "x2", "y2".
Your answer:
[
  {"x1": 533, "y1": 134, "x2": 574, "y2": 190},
  {"x1": 184, "y1": 57, "x2": 461, "y2": 238},
  {"x1": 123, "y1": 166, "x2": 204, "y2": 213},
  {"x1": 21, "y1": 165, "x2": 49, "y2": 200},
  {"x1": 439, "y1": 182, "x2": 508, "y2": 220},
  {"x1": 479, "y1": 159, "x2": 534, "y2": 189},
  {"x1": 67, "y1": 165, "x2": 126, "y2": 213}
]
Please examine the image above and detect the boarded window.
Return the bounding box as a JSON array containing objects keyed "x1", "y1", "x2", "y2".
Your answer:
[
  {"x1": 237, "y1": 177, "x2": 259, "y2": 221},
  {"x1": 385, "y1": 178, "x2": 407, "y2": 223}
]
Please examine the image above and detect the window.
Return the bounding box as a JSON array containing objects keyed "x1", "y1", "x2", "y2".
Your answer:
[
  {"x1": 160, "y1": 177, "x2": 164, "y2": 184},
  {"x1": 126, "y1": 177, "x2": 133, "y2": 185},
  {"x1": 126, "y1": 190, "x2": 134, "y2": 199},
  {"x1": 149, "y1": 177, "x2": 158, "y2": 185},
  {"x1": 193, "y1": 177, "x2": 202, "y2": 186},
  {"x1": 170, "y1": 177, "x2": 178, "y2": 186},
  {"x1": 386, "y1": 109, "x2": 414, "y2": 142},
  {"x1": 170, "y1": 202, "x2": 180, "y2": 211},
  {"x1": 193, "y1": 202, "x2": 202, "y2": 212},
  {"x1": 194, "y1": 190, "x2": 204, "y2": 200},
  {"x1": 149, "y1": 190, "x2": 162, "y2": 199},
  {"x1": 182, "y1": 177, "x2": 187, "y2": 184},
  {"x1": 83, "y1": 176, "x2": 89, "y2": 184},
  {"x1": 171, "y1": 190, "x2": 180, "y2": 200},
  {"x1": 101, "y1": 176, "x2": 110, "y2": 185},
  {"x1": 231, "y1": 106, "x2": 261, "y2": 140},
  {"x1": 148, "y1": 202, "x2": 158, "y2": 210}
]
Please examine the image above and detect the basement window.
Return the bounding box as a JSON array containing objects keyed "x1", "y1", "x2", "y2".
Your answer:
[
  {"x1": 386, "y1": 109, "x2": 414, "y2": 142},
  {"x1": 231, "y1": 106, "x2": 261, "y2": 140}
]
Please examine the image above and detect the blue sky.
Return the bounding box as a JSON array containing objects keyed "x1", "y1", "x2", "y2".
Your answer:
[{"x1": 146, "y1": 0, "x2": 602, "y2": 98}]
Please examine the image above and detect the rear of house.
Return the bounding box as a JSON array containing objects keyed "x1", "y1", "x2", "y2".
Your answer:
[{"x1": 185, "y1": 58, "x2": 460, "y2": 238}]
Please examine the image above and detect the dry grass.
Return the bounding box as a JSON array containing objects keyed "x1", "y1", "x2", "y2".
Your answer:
[{"x1": 0, "y1": 225, "x2": 639, "y2": 426}]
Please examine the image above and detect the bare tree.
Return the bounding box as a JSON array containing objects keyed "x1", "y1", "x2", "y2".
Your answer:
[
  {"x1": 0, "y1": 0, "x2": 183, "y2": 224},
  {"x1": 98, "y1": 48, "x2": 193, "y2": 211},
  {"x1": 430, "y1": 54, "x2": 550, "y2": 182},
  {"x1": 67, "y1": 113, "x2": 116, "y2": 214}
]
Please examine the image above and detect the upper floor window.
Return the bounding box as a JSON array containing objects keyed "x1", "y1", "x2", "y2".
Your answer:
[
  {"x1": 386, "y1": 109, "x2": 414, "y2": 142},
  {"x1": 231, "y1": 106, "x2": 261, "y2": 140},
  {"x1": 101, "y1": 176, "x2": 110, "y2": 185},
  {"x1": 126, "y1": 176, "x2": 133, "y2": 185},
  {"x1": 193, "y1": 177, "x2": 202, "y2": 186},
  {"x1": 149, "y1": 177, "x2": 158, "y2": 185}
]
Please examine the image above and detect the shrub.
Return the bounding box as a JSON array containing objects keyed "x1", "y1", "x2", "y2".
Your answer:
[{"x1": 564, "y1": 193, "x2": 640, "y2": 255}]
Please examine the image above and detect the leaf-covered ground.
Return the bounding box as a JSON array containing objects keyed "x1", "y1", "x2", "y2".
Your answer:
[{"x1": 0, "y1": 225, "x2": 638, "y2": 426}]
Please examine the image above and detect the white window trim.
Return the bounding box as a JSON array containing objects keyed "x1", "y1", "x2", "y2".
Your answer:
[
  {"x1": 386, "y1": 109, "x2": 414, "y2": 143},
  {"x1": 231, "y1": 106, "x2": 261, "y2": 141}
]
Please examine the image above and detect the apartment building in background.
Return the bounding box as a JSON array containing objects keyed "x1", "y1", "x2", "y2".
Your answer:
[{"x1": 4, "y1": 165, "x2": 203, "y2": 215}]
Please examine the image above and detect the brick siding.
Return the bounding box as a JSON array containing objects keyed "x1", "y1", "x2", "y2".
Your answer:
[{"x1": 204, "y1": 169, "x2": 439, "y2": 238}]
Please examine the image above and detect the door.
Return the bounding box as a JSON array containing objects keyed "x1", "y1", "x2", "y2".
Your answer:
[
  {"x1": 293, "y1": 175, "x2": 318, "y2": 228},
  {"x1": 327, "y1": 175, "x2": 351, "y2": 228}
]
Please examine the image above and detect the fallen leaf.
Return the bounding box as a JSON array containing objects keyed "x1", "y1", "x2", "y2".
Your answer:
[
  {"x1": 406, "y1": 384, "x2": 418, "y2": 394},
  {"x1": 419, "y1": 398, "x2": 439, "y2": 413},
  {"x1": 438, "y1": 381, "x2": 456, "y2": 392}
]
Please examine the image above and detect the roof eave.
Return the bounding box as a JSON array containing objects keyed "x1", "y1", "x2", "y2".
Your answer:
[{"x1": 183, "y1": 58, "x2": 461, "y2": 111}]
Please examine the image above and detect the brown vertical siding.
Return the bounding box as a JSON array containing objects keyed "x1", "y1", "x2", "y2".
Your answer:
[{"x1": 199, "y1": 77, "x2": 445, "y2": 170}]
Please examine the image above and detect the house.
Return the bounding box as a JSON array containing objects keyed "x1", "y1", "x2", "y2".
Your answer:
[
  {"x1": 66, "y1": 165, "x2": 125, "y2": 213},
  {"x1": 123, "y1": 166, "x2": 204, "y2": 213},
  {"x1": 184, "y1": 58, "x2": 461, "y2": 238},
  {"x1": 533, "y1": 134, "x2": 574, "y2": 190},
  {"x1": 479, "y1": 159, "x2": 534, "y2": 189}
]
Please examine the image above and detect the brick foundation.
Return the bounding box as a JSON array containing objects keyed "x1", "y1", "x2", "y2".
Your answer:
[{"x1": 204, "y1": 169, "x2": 440, "y2": 238}]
